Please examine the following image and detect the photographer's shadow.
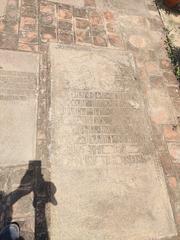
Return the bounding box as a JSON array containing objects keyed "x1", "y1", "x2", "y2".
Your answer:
[{"x1": 0, "y1": 160, "x2": 57, "y2": 240}]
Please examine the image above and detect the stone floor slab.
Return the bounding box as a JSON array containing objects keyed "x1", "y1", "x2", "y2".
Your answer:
[
  {"x1": 96, "y1": 0, "x2": 147, "y2": 14},
  {"x1": 49, "y1": 44, "x2": 177, "y2": 240},
  {"x1": 0, "y1": 50, "x2": 39, "y2": 167},
  {"x1": 49, "y1": 0, "x2": 84, "y2": 7},
  {"x1": 0, "y1": 0, "x2": 7, "y2": 17}
]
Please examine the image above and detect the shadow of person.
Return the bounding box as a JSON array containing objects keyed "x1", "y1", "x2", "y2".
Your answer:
[
  {"x1": 0, "y1": 160, "x2": 57, "y2": 240},
  {"x1": 30, "y1": 161, "x2": 57, "y2": 240}
]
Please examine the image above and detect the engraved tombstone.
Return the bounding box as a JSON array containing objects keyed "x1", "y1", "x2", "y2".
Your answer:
[
  {"x1": 49, "y1": 44, "x2": 177, "y2": 240},
  {"x1": 0, "y1": 50, "x2": 39, "y2": 166}
]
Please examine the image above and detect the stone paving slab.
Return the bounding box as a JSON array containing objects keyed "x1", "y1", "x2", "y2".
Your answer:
[
  {"x1": 49, "y1": 44, "x2": 177, "y2": 240},
  {"x1": 49, "y1": 0, "x2": 84, "y2": 7},
  {"x1": 0, "y1": 50, "x2": 39, "y2": 167},
  {"x1": 0, "y1": 0, "x2": 7, "y2": 17},
  {"x1": 97, "y1": 0, "x2": 147, "y2": 13}
]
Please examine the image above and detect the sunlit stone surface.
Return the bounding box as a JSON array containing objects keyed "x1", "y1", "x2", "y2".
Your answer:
[
  {"x1": 0, "y1": 0, "x2": 7, "y2": 16},
  {"x1": 97, "y1": 0, "x2": 147, "y2": 14},
  {"x1": 0, "y1": 50, "x2": 39, "y2": 166},
  {"x1": 49, "y1": 0, "x2": 84, "y2": 7},
  {"x1": 49, "y1": 44, "x2": 177, "y2": 240}
]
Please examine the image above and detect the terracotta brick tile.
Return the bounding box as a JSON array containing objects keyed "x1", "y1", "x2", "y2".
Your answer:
[
  {"x1": 4, "y1": 21, "x2": 18, "y2": 34},
  {"x1": 75, "y1": 29, "x2": 92, "y2": 44},
  {"x1": 19, "y1": 31, "x2": 38, "y2": 44},
  {"x1": 145, "y1": 61, "x2": 162, "y2": 76},
  {"x1": 168, "y1": 176, "x2": 177, "y2": 189},
  {"x1": 173, "y1": 99, "x2": 180, "y2": 117},
  {"x1": 168, "y1": 143, "x2": 180, "y2": 163},
  {"x1": 0, "y1": 21, "x2": 5, "y2": 33},
  {"x1": 168, "y1": 86, "x2": 180, "y2": 98},
  {"x1": 93, "y1": 35, "x2": 107, "y2": 47},
  {"x1": 160, "y1": 58, "x2": 172, "y2": 70},
  {"x1": 108, "y1": 34, "x2": 124, "y2": 48},
  {"x1": 147, "y1": 3, "x2": 157, "y2": 11},
  {"x1": 174, "y1": 163, "x2": 180, "y2": 179},
  {"x1": 89, "y1": 10, "x2": 103, "y2": 26},
  {"x1": 6, "y1": 7, "x2": 19, "y2": 23},
  {"x1": 163, "y1": 125, "x2": 180, "y2": 142},
  {"x1": 58, "y1": 31, "x2": 74, "y2": 44},
  {"x1": 149, "y1": 76, "x2": 165, "y2": 89},
  {"x1": 22, "y1": 0, "x2": 36, "y2": 6},
  {"x1": 58, "y1": 21, "x2": 73, "y2": 33},
  {"x1": 7, "y1": 0, "x2": 18, "y2": 8},
  {"x1": 128, "y1": 34, "x2": 147, "y2": 49},
  {"x1": 73, "y1": 8, "x2": 88, "y2": 18},
  {"x1": 147, "y1": 17, "x2": 163, "y2": 31},
  {"x1": 106, "y1": 22, "x2": 116, "y2": 33},
  {"x1": 84, "y1": 0, "x2": 96, "y2": 7},
  {"x1": 159, "y1": 152, "x2": 175, "y2": 176},
  {"x1": 148, "y1": 93, "x2": 177, "y2": 124},
  {"x1": 91, "y1": 25, "x2": 106, "y2": 35},
  {"x1": 40, "y1": 2, "x2": 55, "y2": 15},
  {"x1": 21, "y1": 5, "x2": 37, "y2": 18},
  {"x1": 0, "y1": 32, "x2": 18, "y2": 49},
  {"x1": 175, "y1": 213, "x2": 180, "y2": 230},
  {"x1": 40, "y1": 13, "x2": 56, "y2": 27},
  {"x1": 103, "y1": 11, "x2": 114, "y2": 22},
  {"x1": 20, "y1": 17, "x2": 36, "y2": 31},
  {"x1": 57, "y1": 4, "x2": 73, "y2": 20},
  {"x1": 163, "y1": 71, "x2": 179, "y2": 87},
  {"x1": 75, "y1": 18, "x2": 90, "y2": 29},
  {"x1": 40, "y1": 26, "x2": 57, "y2": 43}
]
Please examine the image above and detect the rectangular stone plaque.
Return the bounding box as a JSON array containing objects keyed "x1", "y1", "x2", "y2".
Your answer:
[
  {"x1": 0, "y1": 0, "x2": 7, "y2": 16},
  {"x1": 49, "y1": 0, "x2": 84, "y2": 7},
  {"x1": 49, "y1": 44, "x2": 177, "y2": 240},
  {"x1": 0, "y1": 50, "x2": 39, "y2": 167}
]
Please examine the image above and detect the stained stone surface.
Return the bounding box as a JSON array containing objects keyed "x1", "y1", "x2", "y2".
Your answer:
[
  {"x1": 49, "y1": 0, "x2": 84, "y2": 7},
  {"x1": 49, "y1": 44, "x2": 177, "y2": 240},
  {"x1": 0, "y1": 0, "x2": 7, "y2": 16},
  {"x1": 0, "y1": 50, "x2": 39, "y2": 167}
]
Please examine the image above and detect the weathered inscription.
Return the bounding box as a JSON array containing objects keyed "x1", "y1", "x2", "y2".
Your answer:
[
  {"x1": 0, "y1": 70, "x2": 37, "y2": 98},
  {"x1": 55, "y1": 88, "x2": 154, "y2": 167},
  {"x1": 50, "y1": 45, "x2": 177, "y2": 240},
  {"x1": 0, "y1": 50, "x2": 39, "y2": 166}
]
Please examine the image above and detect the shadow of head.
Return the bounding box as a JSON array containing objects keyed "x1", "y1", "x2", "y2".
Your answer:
[
  {"x1": 43, "y1": 181, "x2": 57, "y2": 206},
  {"x1": 27, "y1": 160, "x2": 57, "y2": 206}
]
